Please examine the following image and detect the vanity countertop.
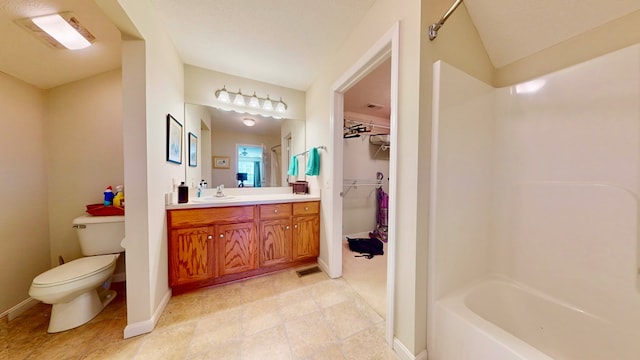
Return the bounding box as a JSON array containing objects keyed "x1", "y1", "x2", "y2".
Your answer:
[{"x1": 165, "y1": 192, "x2": 320, "y2": 210}]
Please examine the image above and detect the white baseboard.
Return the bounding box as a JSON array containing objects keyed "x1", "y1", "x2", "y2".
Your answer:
[
  {"x1": 317, "y1": 257, "x2": 334, "y2": 278},
  {"x1": 1, "y1": 297, "x2": 40, "y2": 321},
  {"x1": 123, "y1": 288, "x2": 172, "y2": 339},
  {"x1": 344, "y1": 231, "x2": 371, "y2": 239},
  {"x1": 393, "y1": 337, "x2": 428, "y2": 360}
]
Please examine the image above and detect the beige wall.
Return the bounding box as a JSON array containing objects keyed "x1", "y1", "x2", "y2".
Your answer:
[
  {"x1": 305, "y1": 0, "x2": 427, "y2": 354},
  {"x1": 495, "y1": 10, "x2": 640, "y2": 87},
  {"x1": 184, "y1": 103, "x2": 211, "y2": 188},
  {"x1": 342, "y1": 137, "x2": 390, "y2": 236},
  {"x1": 0, "y1": 68, "x2": 123, "y2": 316},
  {"x1": 0, "y1": 72, "x2": 49, "y2": 315},
  {"x1": 184, "y1": 65, "x2": 306, "y2": 121},
  {"x1": 99, "y1": 0, "x2": 184, "y2": 336},
  {"x1": 46, "y1": 69, "x2": 123, "y2": 265}
]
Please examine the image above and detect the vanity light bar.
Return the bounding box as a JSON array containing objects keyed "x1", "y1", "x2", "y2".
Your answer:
[{"x1": 215, "y1": 86, "x2": 288, "y2": 113}]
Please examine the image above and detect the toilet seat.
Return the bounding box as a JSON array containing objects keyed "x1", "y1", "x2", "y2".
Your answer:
[{"x1": 32, "y1": 254, "x2": 118, "y2": 287}]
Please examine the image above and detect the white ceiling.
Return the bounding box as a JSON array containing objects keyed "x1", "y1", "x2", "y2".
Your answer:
[
  {"x1": 149, "y1": 0, "x2": 378, "y2": 91},
  {"x1": 0, "y1": 0, "x2": 121, "y2": 89},
  {"x1": 2, "y1": 0, "x2": 640, "y2": 94}
]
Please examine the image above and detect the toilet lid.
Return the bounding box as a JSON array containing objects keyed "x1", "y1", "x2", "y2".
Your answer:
[{"x1": 32, "y1": 254, "x2": 118, "y2": 286}]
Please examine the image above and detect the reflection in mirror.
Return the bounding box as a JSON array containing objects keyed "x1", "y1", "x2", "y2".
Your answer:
[{"x1": 185, "y1": 103, "x2": 305, "y2": 189}]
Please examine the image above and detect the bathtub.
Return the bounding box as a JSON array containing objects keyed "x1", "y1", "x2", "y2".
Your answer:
[{"x1": 432, "y1": 278, "x2": 640, "y2": 360}]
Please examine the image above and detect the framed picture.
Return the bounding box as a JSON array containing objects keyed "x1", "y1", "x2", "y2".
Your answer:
[
  {"x1": 213, "y1": 156, "x2": 230, "y2": 169},
  {"x1": 188, "y1": 132, "x2": 198, "y2": 167},
  {"x1": 166, "y1": 114, "x2": 182, "y2": 164}
]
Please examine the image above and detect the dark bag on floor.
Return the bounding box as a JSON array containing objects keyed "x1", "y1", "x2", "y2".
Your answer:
[{"x1": 347, "y1": 237, "x2": 384, "y2": 258}]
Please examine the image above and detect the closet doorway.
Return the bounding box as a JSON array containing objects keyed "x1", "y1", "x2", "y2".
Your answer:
[
  {"x1": 329, "y1": 22, "x2": 399, "y2": 345},
  {"x1": 341, "y1": 58, "x2": 391, "y2": 319}
]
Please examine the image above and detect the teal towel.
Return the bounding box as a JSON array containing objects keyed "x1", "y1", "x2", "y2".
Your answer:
[
  {"x1": 287, "y1": 156, "x2": 298, "y2": 176},
  {"x1": 305, "y1": 147, "x2": 320, "y2": 176}
]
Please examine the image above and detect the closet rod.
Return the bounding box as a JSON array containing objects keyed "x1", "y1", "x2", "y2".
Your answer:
[
  {"x1": 344, "y1": 119, "x2": 390, "y2": 130},
  {"x1": 340, "y1": 178, "x2": 384, "y2": 197}
]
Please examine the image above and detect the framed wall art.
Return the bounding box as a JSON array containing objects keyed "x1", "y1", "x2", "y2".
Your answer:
[
  {"x1": 213, "y1": 156, "x2": 230, "y2": 169},
  {"x1": 166, "y1": 114, "x2": 182, "y2": 164},
  {"x1": 188, "y1": 132, "x2": 197, "y2": 167}
]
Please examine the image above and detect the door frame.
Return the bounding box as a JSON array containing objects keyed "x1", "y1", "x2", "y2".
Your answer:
[{"x1": 328, "y1": 21, "x2": 400, "y2": 345}]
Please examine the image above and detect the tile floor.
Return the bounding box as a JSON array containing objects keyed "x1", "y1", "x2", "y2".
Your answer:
[{"x1": 2, "y1": 267, "x2": 398, "y2": 360}]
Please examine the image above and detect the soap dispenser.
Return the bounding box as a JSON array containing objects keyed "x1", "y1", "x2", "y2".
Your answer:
[{"x1": 178, "y1": 182, "x2": 189, "y2": 203}]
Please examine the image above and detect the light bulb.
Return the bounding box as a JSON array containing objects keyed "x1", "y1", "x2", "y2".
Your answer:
[
  {"x1": 262, "y1": 96, "x2": 273, "y2": 111},
  {"x1": 233, "y1": 90, "x2": 246, "y2": 106},
  {"x1": 216, "y1": 87, "x2": 231, "y2": 103},
  {"x1": 249, "y1": 92, "x2": 260, "y2": 108},
  {"x1": 275, "y1": 98, "x2": 286, "y2": 113}
]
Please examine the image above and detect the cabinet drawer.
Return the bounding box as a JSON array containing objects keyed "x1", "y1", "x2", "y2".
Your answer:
[
  {"x1": 259, "y1": 203, "x2": 292, "y2": 219},
  {"x1": 168, "y1": 206, "x2": 255, "y2": 227},
  {"x1": 293, "y1": 201, "x2": 319, "y2": 216}
]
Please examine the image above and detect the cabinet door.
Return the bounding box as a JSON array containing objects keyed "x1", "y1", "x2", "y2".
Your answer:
[
  {"x1": 217, "y1": 222, "x2": 257, "y2": 276},
  {"x1": 292, "y1": 215, "x2": 320, "y2": 261},
  {"x1": 260, "y1": 219, "x2": 291, "y2": 267},
  {"x1": 169, "y1": 226, "x2": 214, "y2": 286}
]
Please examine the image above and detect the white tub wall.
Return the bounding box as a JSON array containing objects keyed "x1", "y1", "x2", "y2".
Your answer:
[
  {"x1": 430, "y1": 61, "x2": 495, "y2": 302},
  {"x1": 491, "y1": 44, "x2": 640, "y2": 325}
]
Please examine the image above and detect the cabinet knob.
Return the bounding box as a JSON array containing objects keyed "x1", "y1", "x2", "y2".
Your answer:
[
  {"x1": 219, "y1": 234, "x2": 224, "y2": 238},
  {"x1": 304, "y1": 206, "x2": 309, "y2": 211},
  {"x1": 274, "y1": 209, "x2": 278, "y2": 213},
  {"x1": 286, "y1": 225, "x2": 290, "y2": 230},
  {"x1": 294, "y1": 224, "x2": 298, "y2": 229},
  {"x1": 207, "y1": 235, "x2": 213, "y2": 240}
]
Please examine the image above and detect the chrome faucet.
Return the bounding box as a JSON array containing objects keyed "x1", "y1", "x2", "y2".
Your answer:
[{"x1": 215, "y1": 185, "x2": 225, "y2": 197}]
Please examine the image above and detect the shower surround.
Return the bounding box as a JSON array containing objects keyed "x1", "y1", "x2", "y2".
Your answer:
[{"x1": 428, "y1": 44, "x2": 640, "y2": 359}]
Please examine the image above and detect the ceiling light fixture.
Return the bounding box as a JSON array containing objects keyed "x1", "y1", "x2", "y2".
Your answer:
[
  {"x1": 242, "y1": 118, "x2": 256, "y2": 127},
  {"x1": 215, "y1": 86, "x2": 287, "y2": 113},
  {"x1": 17, "y1": 12, "x2": 95, "y2": 50}
]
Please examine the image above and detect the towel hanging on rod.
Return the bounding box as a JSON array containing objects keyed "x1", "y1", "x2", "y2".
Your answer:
[{"x1": 294, "y1": 145, "x2": 327, "y2": 158}]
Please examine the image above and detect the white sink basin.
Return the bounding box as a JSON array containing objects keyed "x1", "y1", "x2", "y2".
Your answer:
[{"x1": 191, "y1": 195, "x2": 235, "y2": 203}]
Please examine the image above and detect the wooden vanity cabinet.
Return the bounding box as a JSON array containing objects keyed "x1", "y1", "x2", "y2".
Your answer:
[
  {"x1": 292, "y1": 202, "x2": 320, "y2": 261},
  {"x1": 168, "y1": 200, "x2": 319, "y2": 294},
  {"x1": 168, "y1": 225, "x2": 215, "y2": 287},
  {"x1": 216, "y1": 222, "x2": 257, "y2": 276},
  {"x1": 258, "y1": 203, "x2": 293, "y2": 267},
  {"x1": 167, "y1": 206, "x2": 256, "y2": 290}
]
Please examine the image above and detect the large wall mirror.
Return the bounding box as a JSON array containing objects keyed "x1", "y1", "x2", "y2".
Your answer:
[{"x1": 185, "y1": 103, "x2": 305, "y2": 189}]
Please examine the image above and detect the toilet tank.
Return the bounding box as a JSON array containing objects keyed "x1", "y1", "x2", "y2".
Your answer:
[{"x1": 73, "y1": 215, "x2": 125, "y2": 256}]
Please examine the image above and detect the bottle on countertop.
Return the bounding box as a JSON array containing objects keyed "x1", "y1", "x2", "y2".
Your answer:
[
  {"x1": 103, "y1": 186, "x2": 115, "y2": 206},
  {"x1": 178, "y1": 182, "x2": 189, "y2": 203},
  {"x1": 113, "y1": 185, "x2": 125, "y2": 207}
]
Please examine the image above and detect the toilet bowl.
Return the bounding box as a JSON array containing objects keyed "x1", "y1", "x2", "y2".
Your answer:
[
  {"x1": 29, "y1": 254, "x2": 119, "y2": 332},
  {"x1": 29, "y1": 215, "x2": 125, "y2": 333}
]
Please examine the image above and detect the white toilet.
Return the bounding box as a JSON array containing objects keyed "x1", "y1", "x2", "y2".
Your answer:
[{"x1": 29, "y1": 215, "x2": 125, "y2": 333}]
